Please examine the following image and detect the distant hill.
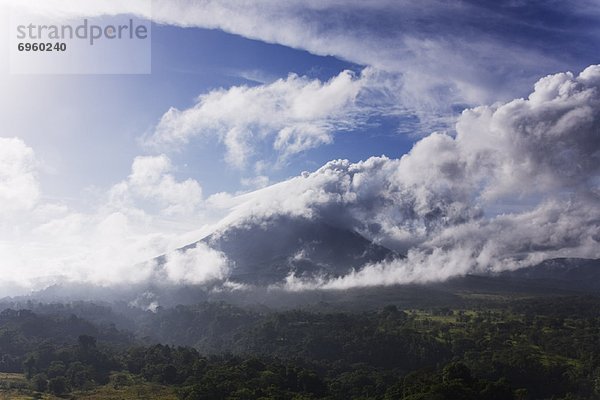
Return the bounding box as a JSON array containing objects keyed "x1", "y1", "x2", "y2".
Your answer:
[{"x1": 496, "y1": 258, "x2": 600, "y2": 292}]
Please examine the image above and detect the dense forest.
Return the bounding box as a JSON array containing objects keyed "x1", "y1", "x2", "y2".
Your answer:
[{"x1": 1, "y1": 295, "x2": 600, "y2": 399}]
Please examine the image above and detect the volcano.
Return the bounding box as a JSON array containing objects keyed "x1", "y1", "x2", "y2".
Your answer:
[{"x1": 163, "y1": 215, "x2": 398, "y2": 285}]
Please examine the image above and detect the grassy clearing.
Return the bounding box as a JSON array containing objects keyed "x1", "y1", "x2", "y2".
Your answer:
[
  {"x1": 0, "y1": 373, "x2": 177, "y2": 400},
  {"x1": 0, "y1": 374, "x2": 27, "y2": 385},
  {"x1": 0, "y1": 373, "x2": 40, "y2": 400},
  {"x1": 0, "y1": 393, "x2": 59, "y2": 400},
  {"x1": 72, "y1": 383, "x2": 178, "y2": 400}
]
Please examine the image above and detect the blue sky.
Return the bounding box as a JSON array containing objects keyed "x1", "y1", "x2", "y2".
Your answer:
[
  {"x1": 0, "y1": 0, "x2": 598, "y2": 292},
  {"x1": 2, "y1": 21, "x2": 412, "y2": 202}
]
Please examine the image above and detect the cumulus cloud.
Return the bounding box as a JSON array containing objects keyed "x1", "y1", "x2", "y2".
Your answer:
[
  {"x1": 212, "y1": 150, "x2": 481, "y2": 253},
  {"x1": 0, "y1": 137, "x2": 40, "y2": 215},
  {"x1": 455, "y1": 66, "x2": 600, "y2": 200},
  {"x1": 149, "y1": 70, "x2": 371, "y2": 167},
  {"x1": 109, "y1": 154, "x2": 203, "y2": 215}
]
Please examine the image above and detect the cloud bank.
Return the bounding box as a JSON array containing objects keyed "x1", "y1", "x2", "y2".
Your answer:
[
  {"x1": 0, "y1": 151, "x2": 215, "y2": 294},
  {"x1": 212, "y1": 66, "x2": 599, "y2": 289},
  {"x1": 0, "y1": 66, "x2": 598, "y2": 294}
]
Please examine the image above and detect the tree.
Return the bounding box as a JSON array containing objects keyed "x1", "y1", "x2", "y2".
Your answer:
[
  {"x1": 31, "y1": 373, "x2": 47, "y2": 392},
  {"x1": 67, "y1": 361, "x2": 92, "y2": 389},
  {"x1": 23, "y1": 354, "x2": 36, "y2": 379},
  {"x1": 78, "y1": 334, "x2": 97, "y2": 351},
  {"x1": 442, "y1": 362, "x2": 472, "y2": 384},
  {"x1": 48, "y1": 376, "x2": 67, "y2": 395},
  {"x1": 46, "y1": 361, "x2": 66, "y2": 379},
  {"x1": 112, "y1": 372, "x2": 132, "y2": 388}
]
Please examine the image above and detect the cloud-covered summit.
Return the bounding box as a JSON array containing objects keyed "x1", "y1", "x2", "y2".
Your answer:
[
  {"x1": 215, "y1": 65, "x2": 599, "y2": 238},
  {"x1": 0, "y1": 66, "x2": 598, "y2": 293},
  {"x1": 196, "y1": 65, "x2": 600, "y2": 288}
]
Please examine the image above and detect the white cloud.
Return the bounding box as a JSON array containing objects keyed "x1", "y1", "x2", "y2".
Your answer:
[
  {"x1": 455, "y1": 65, "x2": 600, "y2": 201},
  {"x1": 283, "y1": 198, "x2": 600, "y2": 291},
  {"x1": 0, "y1": 147, "x2": 212, "y2": 291},
  {"x1": 109, "y1": 154, "x2": 203, "y2": 215},
  {"x1": 149, "y1": 70, "x2": 369, "y2": 167},
  {"x1": 241, "y1": 175, "x2": 270, "y2": 189},
  {"x1": 162, "y1": 243, "x2": 230, "y2": 284},
  {"x1": 0, "y1": 137, "x2": 40, "y2": 215},
  {"x1": 6, "y1": 0, "x2": 596, "y2": 127}
]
